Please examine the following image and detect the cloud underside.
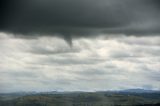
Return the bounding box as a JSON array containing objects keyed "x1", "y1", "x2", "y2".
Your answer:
[
  {"x1": 1, "y1": 0, "x2": 160, "y2": 37},
  {"x1": 0, "y1": 32, "x2": 160, "y2": 92}
]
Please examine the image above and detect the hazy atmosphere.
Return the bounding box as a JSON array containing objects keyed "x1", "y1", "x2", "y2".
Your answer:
[{"x1": 0, "y1": 0, "x2": 160, "y2": 93}]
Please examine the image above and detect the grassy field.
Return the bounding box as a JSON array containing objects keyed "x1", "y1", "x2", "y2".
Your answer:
[{"x1": 0, "y1": 92, "x2": 160, "y2": 106}]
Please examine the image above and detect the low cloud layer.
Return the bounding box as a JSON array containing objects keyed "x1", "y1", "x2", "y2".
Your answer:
[{"x1": 0, "y1": 32, "x2": 160, "y2": 92}]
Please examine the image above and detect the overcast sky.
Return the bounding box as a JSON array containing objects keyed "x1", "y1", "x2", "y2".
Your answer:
[
  {"x1": 0, "y1": 0, "x2": 160, "y2": 92},
  {"x1": 0, "y1": 33, "x2": 160, "y2": 92}
]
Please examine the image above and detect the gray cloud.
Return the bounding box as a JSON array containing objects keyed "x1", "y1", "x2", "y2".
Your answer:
[
  {"x1": 1, "y1": 71, "x2": 38, "y2": 78},
  {"x1": 1, "y1": 0, "x2": 160, "y2": 45}
]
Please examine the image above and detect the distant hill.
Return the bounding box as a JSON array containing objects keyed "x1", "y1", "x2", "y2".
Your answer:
[{"x1": 119, "y1": 89, "x2": 159, "y2": 93}]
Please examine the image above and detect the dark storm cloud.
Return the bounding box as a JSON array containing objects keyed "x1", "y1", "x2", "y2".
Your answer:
[{"x1": 0, "y1": 0, "x2": 160, "y2": 40}]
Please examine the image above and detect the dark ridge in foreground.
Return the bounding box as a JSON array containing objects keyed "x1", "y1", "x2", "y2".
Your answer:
[{"x1": 0, "y1": 91, "x2": 160, "y2": 106}]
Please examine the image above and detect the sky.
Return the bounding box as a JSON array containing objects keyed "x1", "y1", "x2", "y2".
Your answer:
[{"x1": 0, "y1": 0, "x2": 160, "y2": 93}]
